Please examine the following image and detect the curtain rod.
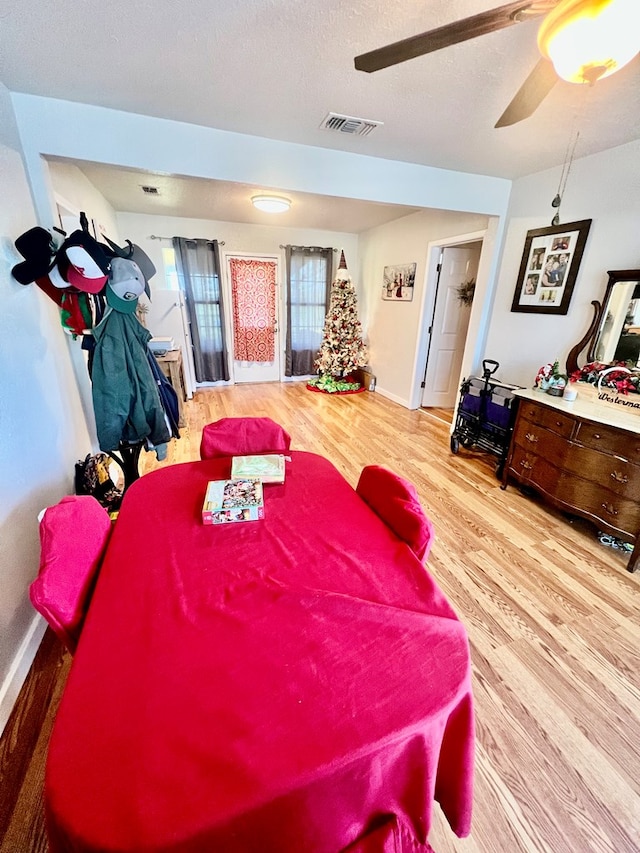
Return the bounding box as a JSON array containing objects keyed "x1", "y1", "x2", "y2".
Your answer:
[
  {"x1": 149, "y1": 235, "x2": 225, "y2": 245},
  {"x1": 279, "y1": 245, "x2": 337, "y2": 251}
]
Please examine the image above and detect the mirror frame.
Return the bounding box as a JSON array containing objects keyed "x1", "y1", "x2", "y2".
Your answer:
[{"x1": 566, "y1": 269, "x2": 640, "y2": 375}]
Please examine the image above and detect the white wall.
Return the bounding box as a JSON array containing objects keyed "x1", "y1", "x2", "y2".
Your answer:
[
  {"x1": 116, "y1": 212, "x2": 361, "y2": 391},
  {"x1": 46, "y1": 160, "x2": 122, "y2": 445},
  {"x1": 0, "y1": 88, "x2": 93, "y2": 735},
  {"x1": 359, "y1": 209, "x2": 491, "y2": 405},
  {"x1": 11, "y1": 95, "x2": 512, "y2": 223},
  {"x1": 485, "y1": 139, "x2": 640, "y2": 387},
  {"x1": 48, "y1": 159, "x2": 120, "y2": 241}
]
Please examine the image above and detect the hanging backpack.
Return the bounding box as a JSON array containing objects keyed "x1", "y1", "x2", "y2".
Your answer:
[{"x1": 75, "y1": 453, "x2": 123, "y2": 512}]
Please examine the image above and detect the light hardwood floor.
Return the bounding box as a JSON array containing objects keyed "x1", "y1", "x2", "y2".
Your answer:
[{"x1": 2, "y1": 382, "x2": 639, "y2": 852}]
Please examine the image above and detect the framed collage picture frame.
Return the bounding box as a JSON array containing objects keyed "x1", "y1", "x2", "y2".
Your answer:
[{"x1": 511, "y1": 219, "x2": 592, "y2": 315}]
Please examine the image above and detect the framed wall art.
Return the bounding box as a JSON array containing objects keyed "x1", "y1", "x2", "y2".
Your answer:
[
  {"x1": 382, "y1": 262, "x2": 416, "y2": 301},
  {"x1": 511, "y1": 219, "x2": 592, "y2": 315}
]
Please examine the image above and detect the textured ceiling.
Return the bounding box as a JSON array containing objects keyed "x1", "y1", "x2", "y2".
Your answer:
[
  {"x1": 49, "y1": 159, "x2": 422, "y2": 233},
  {"x1": 2, "y1": 0, "x2": 639, "y2": 224}
]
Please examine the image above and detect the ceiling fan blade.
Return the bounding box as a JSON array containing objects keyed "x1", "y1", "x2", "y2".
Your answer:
[
  {"x1": 354, "y1": 1, "x2": 556, "y2": 73},
  {"x1": 494, "y1": 58, "x2": 558, "y2": 127}
]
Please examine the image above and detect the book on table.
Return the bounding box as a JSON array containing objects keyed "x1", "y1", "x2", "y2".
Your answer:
[
  {"x1": 202, "y1": 478, "x2": 264, "y2": 525},
  {"x1": 230, "y1": 454, "x2": 286, "y2": 484}
]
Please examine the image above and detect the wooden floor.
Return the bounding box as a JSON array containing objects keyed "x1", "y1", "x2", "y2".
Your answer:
[{"x1": 2, "y1": 382, "x2": 639, "y2": 852}]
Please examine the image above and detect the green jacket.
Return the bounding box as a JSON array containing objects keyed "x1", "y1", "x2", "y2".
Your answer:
[{"x1": 91, "y1": 310, "x2": 170, "y2": 452}]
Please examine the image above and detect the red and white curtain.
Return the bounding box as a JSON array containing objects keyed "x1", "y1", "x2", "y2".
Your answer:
[{"x1": 229, "y1": 259, "x2": 276, "y2": 362}]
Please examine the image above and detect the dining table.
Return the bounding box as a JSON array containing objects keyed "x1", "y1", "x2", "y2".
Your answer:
[{"x1": 45, "y1": 451, "x2": 474, "y2": 853}]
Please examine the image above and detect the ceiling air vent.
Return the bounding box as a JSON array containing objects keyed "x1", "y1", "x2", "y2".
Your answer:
[
  {"x1": 320, "y1": 112, "x2": 383, "y2": 137},
  {"x1": 140, "y1": 185, "x2": 159, "y2": 195}
]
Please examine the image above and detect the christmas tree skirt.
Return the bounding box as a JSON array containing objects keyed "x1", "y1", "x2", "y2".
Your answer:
[
  {"x1": 306, "y1": 383, "x2": 365, "y2": 395},
  {"x1": 306, "y1": 375, "x2": 365, "y2": 395}
]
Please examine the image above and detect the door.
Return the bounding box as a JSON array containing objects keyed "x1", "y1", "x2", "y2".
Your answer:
[
  {"x1": 227, "y1": 255, "x2": 280, "y2": 383},
  {"x1": 421, "y1": 244, "x2": 481, "y2": 407}
]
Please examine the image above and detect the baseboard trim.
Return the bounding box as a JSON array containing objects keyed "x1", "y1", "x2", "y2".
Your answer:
[
  {"x1": 374, "y1": 386, "x2": 410, "y2": 408},
  {"x1": 0, "y1": 614, "x2": 47, "y2": 738}
]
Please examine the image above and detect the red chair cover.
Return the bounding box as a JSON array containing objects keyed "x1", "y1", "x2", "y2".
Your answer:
[
  {"x1": 29, "y1": 495, "x2": 112, "y2": 653},
  {"x1": 200, "y1": 416, "x2": 292, "y2": 460},
  {"x1": 356, "y1": 465, "x2": 435, "y2": 561}
]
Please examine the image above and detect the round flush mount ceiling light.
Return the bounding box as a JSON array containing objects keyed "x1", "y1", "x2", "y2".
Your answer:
[{"x1": 251, "y1": 195, "x2": 291, "y2": 213}]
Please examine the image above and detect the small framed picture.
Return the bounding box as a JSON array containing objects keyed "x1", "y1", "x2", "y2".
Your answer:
[
  {"x1": 511, "y1": 219, "x2": 592, "y2": 315},
  {"x1": 382, "y1": 263, "x2": 416, "y2": 301}
]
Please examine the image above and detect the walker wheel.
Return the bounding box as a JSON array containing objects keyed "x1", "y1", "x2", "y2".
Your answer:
[{"x1": 450, "y1": 435, "x2": 460, "y2": 454}]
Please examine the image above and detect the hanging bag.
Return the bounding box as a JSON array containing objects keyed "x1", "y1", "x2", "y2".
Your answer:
[{"x1": 75, "y1": 453, "x2": 123, "y2": 512}]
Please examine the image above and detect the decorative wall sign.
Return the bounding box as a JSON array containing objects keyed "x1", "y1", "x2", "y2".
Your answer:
[
  {"x1": 382, "y1": 262, "x2": 416, "y2": 301},
  {"x1": 511, "y1": 219, "x2": 591, "y2": 315}
]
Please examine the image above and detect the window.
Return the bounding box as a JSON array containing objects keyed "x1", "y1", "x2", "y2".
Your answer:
[
  {"x1": 285, "y1": 246, "x2": 332, "y2": 376},
  {"x1": 162, "y1": 247, "x2": 179, "y2": 290}
]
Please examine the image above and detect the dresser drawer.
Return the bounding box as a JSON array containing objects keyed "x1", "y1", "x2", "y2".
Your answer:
[
  {"x1": 555, "y1": 474, "x2": 640, "y2": 536},
  {"x1": 512, "y1": 418, "x2": 571, "y2": 463},
  {"x1": 508, "y1": 447, "x2": 561, "y2": 494},
  {"x1": 518, "y1": 401, "x2": 575, "y2": 439},
  {"x1": 574, "y1": 419, "x2": 640, "y2": 461},
  {"x1": 560, "y1": 444, "x2": 640, "y2": 501}
]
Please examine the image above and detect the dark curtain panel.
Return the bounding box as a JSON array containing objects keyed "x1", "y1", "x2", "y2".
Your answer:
[
  {"x1": 285, "y1": 246, "x2": 333, "y2": 376},
  {"x1": 173, "y1": 238, "x2": 229, "y2": 383}
]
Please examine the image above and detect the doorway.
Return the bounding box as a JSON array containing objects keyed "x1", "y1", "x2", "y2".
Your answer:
[
  {"x1": 421, "y1": 241, "x2": 482, "y2": 408},
  {"x1": 225, "y1": 254, "x2": 280, "y2": 383}
]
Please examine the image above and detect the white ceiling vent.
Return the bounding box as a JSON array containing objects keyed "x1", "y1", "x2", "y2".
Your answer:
[
  {"x1": 320, "y1": 112, "x2": 383, "y2": 137},
  {"x1": 140, "y1": 185, "x2": 160, "y2": 195}
]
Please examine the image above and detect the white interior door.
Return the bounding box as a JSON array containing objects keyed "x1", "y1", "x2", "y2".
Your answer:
[
  {"x1": 226, "y1": 255, "x2": 280, "y2": 383},
  {"x1": 421, "y1": 244, "x2": 481, "y2": 407}
]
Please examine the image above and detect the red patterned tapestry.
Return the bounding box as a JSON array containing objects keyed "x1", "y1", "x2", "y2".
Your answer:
[{"x1": 230, "y1": 259, "x2": 276, "y2": 362}]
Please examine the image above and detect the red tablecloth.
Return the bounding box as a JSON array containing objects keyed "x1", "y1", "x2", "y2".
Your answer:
[{"x1": 45, "y1": 452, "x2": 474, "y2": 853}]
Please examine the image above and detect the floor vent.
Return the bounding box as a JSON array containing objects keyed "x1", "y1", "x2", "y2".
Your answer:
[{"x1": 320, "y1": 112, "x2": 383, "y2": 136}]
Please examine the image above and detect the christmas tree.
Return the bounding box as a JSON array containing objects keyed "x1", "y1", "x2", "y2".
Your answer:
[{"x1": 311, "y1": 252, "x2": 368, "y2": 390}]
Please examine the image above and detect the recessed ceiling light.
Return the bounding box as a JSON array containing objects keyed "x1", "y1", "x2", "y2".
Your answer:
[{"x1": 251, "y1": 195, "x2": 291, "y2": 213}]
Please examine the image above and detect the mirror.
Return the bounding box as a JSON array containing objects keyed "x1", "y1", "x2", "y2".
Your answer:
[{"x1": 566, "y1": 270, "x2": 640, "y2": 375}]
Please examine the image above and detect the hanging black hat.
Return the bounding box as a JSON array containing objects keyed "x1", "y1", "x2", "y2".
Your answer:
[{"x1": 11, "y1": 227, "x2": 56, "y2": 285}]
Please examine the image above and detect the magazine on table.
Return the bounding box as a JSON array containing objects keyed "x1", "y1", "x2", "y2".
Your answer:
[
  {"x1": 202, "y1": 478, "x2": 264, "y2": 525},
  {"x1": 230, "y1": 454, "x2": 286, "y2": 484}
]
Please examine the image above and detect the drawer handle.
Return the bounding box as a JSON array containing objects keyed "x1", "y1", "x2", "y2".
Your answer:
[
  {"x1": 610, "y1": 471, "x2": 629, "y2": 485},
  {"x1": 592, "y1": 433, "x2": 601, "y2": 440},
  {"x1": 520, "y1": 460, "x2": 534, "y2": 471},
  {"x1": 601, "y1": 502, "x2": 619, "y2": 516},
  {"x1": 555, "y1": 421, "x2": 563, "y2": 427},
  {"x1": 525, "y1": 432, "x2": 539, "y2": 443}
]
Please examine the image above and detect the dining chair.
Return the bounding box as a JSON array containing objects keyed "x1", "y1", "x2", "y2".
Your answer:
[
  {"x1": 29, "y1": 495, "x2": 112, "y2": 654},
  {"x1": 200, "y1": 416, "x2": 292, "y2": 460},
  {"x1": 356, "y1": 465, "x2": 435, "y2": 561}
]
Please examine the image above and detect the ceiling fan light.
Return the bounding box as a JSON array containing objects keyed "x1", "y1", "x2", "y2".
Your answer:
[
  {"x1": 538, "y1": 0, "x2": 638, "y2": 84},
  {"x1": 251, "y1": 195, "x2": 291, "y2": 213}
]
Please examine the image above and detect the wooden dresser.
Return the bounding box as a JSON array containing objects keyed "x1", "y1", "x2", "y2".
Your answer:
[{"x1": 502, "y1": 388, "x2": 640, "y2": 572}]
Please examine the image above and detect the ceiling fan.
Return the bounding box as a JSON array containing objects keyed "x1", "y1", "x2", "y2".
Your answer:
[{"x1": 354, "y1": 0, "x2": 638, "y2": 127}]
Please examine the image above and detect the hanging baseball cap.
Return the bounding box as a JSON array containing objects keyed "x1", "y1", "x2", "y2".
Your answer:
[
  {"x1": 48, "y1": 263, "x2": 71, "y2": 290},
  {"x1": 106, "y1": 258, "x2": 146, "y2": 313},
  {"x1": 60, "y1": 230, "x2": 111, "y2": 294},
  {"x1": 101, "y1": 236, "x2": 155, "y2": 297}
]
